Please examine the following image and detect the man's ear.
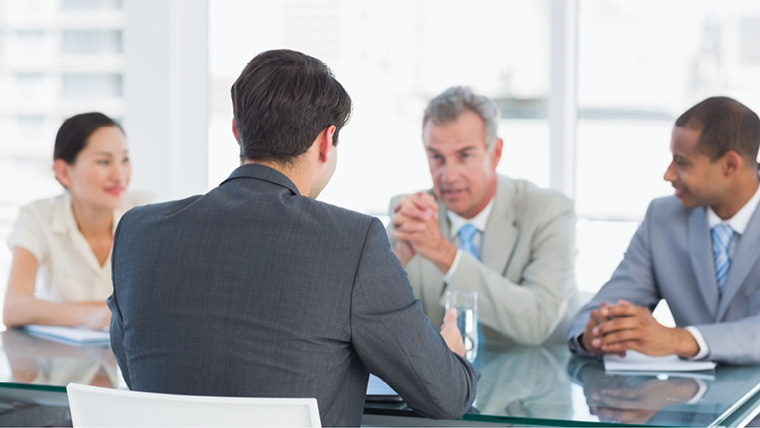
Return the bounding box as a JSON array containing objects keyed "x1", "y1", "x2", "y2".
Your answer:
[
  {"x1": 490, "y1": 138, "x2": 503, "y2": 170},
  {"x1": 318, "y1": 125, "x2": 336, "y2": 163},
  {"x1": 232, "y1": 118, "x2": 239, "y2": 142},
  {"x1": 722, "y1": 150, "x2": 741, "y2": 177},
  {"x1": 53, "y1": 159, "x2": 71, "y2": 188}
]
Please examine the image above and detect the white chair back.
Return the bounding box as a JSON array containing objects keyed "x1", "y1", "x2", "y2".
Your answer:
[{"x1": 66, "y1": 383, "x2": 321, "y2": 427}]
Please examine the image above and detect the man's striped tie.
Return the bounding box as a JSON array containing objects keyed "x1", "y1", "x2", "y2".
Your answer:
[
  {"x1": 458, "y1": 224, "x2": 480, "y2": 260},
  {"x1": 711, "y1": 223, "x2": 734, "y2": 295}
]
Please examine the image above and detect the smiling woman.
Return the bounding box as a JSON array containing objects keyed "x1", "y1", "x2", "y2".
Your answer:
[{"x1": 2, "y1": 113, "x2": 152, "y2": 331}]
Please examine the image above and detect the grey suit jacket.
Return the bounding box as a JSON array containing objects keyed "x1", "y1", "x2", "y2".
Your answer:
[
  {"x1": 389, "y1": 175, "x2": 578, "y2": 346},
  {"x1": 567, "y1": 196, "x2": 760, "y2": 364},
  {"x1": 108, "y1": 164, "x2": 478, "y2": 427}
]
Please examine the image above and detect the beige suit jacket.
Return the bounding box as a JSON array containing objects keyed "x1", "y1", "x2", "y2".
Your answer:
[{"x1": 389, "y1": 175, "x2": 578, "y2": 345}]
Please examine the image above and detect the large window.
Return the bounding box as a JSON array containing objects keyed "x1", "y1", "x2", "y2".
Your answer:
[
  {"x1": 62, "y1": 73, "x2": 122, "y2": 98},
  {"x1": 205, "y1": 0, "x2": 760, "y2": 300},
  {"x1": 62, "y1": 30, "x2": 122, "y2": 55},
  {"x1": 60, "y1": 0, "x2": 123, "y2": 10},
  {"x1": 3, "y1": 0, "x2": 760, "y2": 323},
  {"x1": 208, "y1": 0, "x2": 551, "y2": 216},
  {"x1": 0, "y1": 0, "x2": 126, "y2": 318},
  {"x1": 575, "y1": 0, "x2": 760, "y2": 293}
]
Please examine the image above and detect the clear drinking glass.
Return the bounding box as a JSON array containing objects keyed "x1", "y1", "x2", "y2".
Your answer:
[{"x1": 444, "y1": 290, "x2": 478, "y2": 362}]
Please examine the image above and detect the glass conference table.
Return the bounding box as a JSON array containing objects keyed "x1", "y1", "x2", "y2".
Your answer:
[{"x1": 0, "y1": 329, "x2": 760, "y2": 427}]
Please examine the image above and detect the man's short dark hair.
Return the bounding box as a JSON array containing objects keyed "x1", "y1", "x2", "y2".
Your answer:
[
  {"x1": 231, "y1": 49, "x2": 352, "y2": 164},
  {"x1": 675, "y1": 96, "x2": 760, "y2": 164}
]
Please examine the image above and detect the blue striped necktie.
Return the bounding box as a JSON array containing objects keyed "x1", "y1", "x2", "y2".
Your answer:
[
  {"x1": 711, "y1": 224, "x2": 734, "y2": 295},
  {"x1": 458, "y1": 224, "x2": 480, "y2": 260}
]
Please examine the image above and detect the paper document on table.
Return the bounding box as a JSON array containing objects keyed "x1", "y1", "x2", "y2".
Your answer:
[
  {"x1": 24, "y1": 325, "x2": 110, "y2": 346},
  {"x1": 606, "y1": 370, "x2": 716, "y2": 381},
  {"x1": 366, "y1": 374, "x2": 402, "y2": 403},
  {"x1": 604, "y1": 350, "x2": 716, "y2": 372}
]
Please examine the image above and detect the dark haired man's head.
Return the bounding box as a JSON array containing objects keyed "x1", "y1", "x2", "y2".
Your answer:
[
  {"x1": 665, "y1": 97, "x2": 760, "y2": 219},
  {"x1": 675, "y1": 96, "x2": 760, "y2": 164},
  {"x1": 231, "y1": 49, "x2": 352, "y2": 165},
  {"x1": 54, "y1": 112, "x2": 123, "y2": 164}
]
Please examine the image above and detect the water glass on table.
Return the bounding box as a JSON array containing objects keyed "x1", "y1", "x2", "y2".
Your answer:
[{"x1": 444, "y1": 290, "x2": 478, "y2": 362}]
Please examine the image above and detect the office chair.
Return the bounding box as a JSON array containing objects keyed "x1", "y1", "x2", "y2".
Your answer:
[{"x1": 66, "y1": 383, "x2": 321, "y2": 427}]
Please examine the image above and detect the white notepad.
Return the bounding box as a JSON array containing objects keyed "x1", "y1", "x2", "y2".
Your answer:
[
  {"x1": 603, "y1": 350, "x2": 716, "y2": 372},
  {"x1": 24, "y1": 325, "x2": 110, "y2": 346}
]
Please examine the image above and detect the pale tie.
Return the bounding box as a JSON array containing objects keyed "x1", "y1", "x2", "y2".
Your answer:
[
  {"x1": 711, "y1": 223, "x2": 734, "y2": 294},
  {"x1": 458, "y1": 224, "x2": 480, "y2": 260}
]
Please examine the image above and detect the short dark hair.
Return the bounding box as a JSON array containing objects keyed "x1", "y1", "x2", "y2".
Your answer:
[
  {"x1": 231, "y1": 49, "x2": 352, "y2": 164},
  {"x1": 54, "y1": 112, "x2": 122, "y2": 164},
  {"x1": 675, "y1": 96, "x2": 760, "y2": 163}
]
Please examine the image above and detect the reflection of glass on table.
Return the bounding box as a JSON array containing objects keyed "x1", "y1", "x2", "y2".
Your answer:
[{"x1": 444, "y1": 290, "x2": 478, "y2": 362}]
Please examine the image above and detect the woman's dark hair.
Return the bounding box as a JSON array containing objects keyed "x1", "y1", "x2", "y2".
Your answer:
[{"x1": 54, "y1": 112, "x2": 123, "y2": 164}]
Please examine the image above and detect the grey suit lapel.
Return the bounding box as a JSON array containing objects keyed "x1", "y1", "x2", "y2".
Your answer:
[
  {"x1": 482, "y1": 177, "x2": 519, "y2": 275},
  {"x1": 688, "y1": 207, "x2": 720, "y2": 317},
  {"x1": 717, "y1": 203, "x2": 760, "y2": 318}
]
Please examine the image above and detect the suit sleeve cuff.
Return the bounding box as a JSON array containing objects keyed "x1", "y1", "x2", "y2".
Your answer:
[
  {"x1": 442, "y1": 249, "x2": 463, "y2": 283},
  {"x1": 685, "y1": 326, "x2": 710, "y2": 360},
  {"x1": 568, "y1": 333, "x2": 595, "y2": 357}
]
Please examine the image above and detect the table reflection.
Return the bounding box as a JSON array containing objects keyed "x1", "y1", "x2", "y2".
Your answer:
[
  {"x1": 570, "y1": 357, "x2": 703, "y2": 424},
  {"x1": 566, "y1": 356, "x2": 760, "y2": 427},
  {"x1": 0, "y1": 329, "x2": 118, "y2": 388},
  {"x1": 0, "y1": 331, "x2": 758, "y2": 427},
  {"x1": 475, "y1": 344, "x2": 573, "y2": 418}
]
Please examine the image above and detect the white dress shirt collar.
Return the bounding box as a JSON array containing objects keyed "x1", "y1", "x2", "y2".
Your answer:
[
  {"x1": 447, "y1": 198, "x2": 495, "y2": 238},
  {"x1": 707, "y1": 181, "x2": 760, "y2": 234}
]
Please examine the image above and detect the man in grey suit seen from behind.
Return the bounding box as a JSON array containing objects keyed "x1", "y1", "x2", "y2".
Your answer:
[
  {"x1": 568, "y1": 96, "x2": 760, "y2": 364},
  {"x1": 107, "y1": 49, "x2": 478, "y2": 427},
  {"x1": 389, "y1": 87, "x2": 577, "y2": 346}
]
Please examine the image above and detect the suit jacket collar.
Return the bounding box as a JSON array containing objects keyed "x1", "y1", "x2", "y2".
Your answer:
[{"x1": 221, "y1": 164, "x2": 301, "y2": 196}]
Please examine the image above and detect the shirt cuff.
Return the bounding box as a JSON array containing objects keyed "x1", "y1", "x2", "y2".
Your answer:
[
  {"x1": 685, "y1": 326, "x2": 710, "y2": 360},
  {"x1": 442, "y1": 249, "x2": 463, "y2": 283},
  {"x1": 568, "y1": 333, "x2": 595, "y2": 357}
]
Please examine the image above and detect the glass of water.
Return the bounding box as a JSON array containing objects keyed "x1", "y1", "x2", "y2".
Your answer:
[{"x1": 444, "y1": 290, "x2": 478, "y2": 362}]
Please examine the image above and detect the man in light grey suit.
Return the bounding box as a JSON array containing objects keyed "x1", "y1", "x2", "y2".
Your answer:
[
  {"x1": 389, "y1": 87, "x2": 577, "y2": 346},
  {"x1": 108, "y1": 49, "x2": 478, "y2": 427},
  {"x1": 568, "y1": 96, "x2": 760, "y2": 364}
]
